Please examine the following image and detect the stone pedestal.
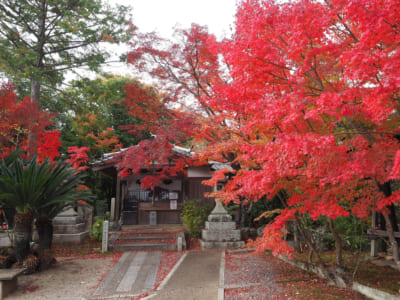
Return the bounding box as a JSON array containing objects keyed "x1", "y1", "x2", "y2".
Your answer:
[
  {"x1": 200, "y1": 201, "x2": 244, "y2": 249},
  {"x1": 52, "y1": 207, "x2": 89, "y2": 244}
]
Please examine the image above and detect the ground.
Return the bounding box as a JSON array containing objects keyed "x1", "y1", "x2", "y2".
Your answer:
[
  {"x1": 11, "y1": 256, "x2": 117, "y2": 299},
  {"x1": 2, "y1": 238, "x2": 399, "y2": 299},
  {"x1": 225, "y1": 251, "x2": 368, "y2": 299}
]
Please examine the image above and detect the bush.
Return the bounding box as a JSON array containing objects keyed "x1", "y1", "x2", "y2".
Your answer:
[
  {"x1": 90, "y1": 216, "x2": 108, "y2": 241},
  {"x1": 181, "y1": 199, "x2": 211, "y2": 237},
  {"x1": 334, "y1": 215, "x2": 369, "y2": 250}
]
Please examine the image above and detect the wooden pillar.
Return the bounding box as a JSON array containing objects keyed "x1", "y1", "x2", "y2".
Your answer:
[
  {"x1": 116, "y1": 177, "x2": 121, "y2": 222},
  {"x1": 110, "y1": 197, "x2": 115, "y2": 221}
]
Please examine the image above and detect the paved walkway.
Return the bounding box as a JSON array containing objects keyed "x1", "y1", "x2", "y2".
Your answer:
[
  {"x1": 91, "y1": 250, "x2": 223, "y2": 300},
  {"x1": 151, "y1": 250, "x2": 222, "y2": 300},
  {"x1": 92, "y1": 251, "x2": 162, "y2": 298}
]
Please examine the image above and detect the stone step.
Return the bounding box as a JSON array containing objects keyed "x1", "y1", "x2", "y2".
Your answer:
[
  {"x1": 201, "y1": 229, "x2": 241, "y2": 242},
  {"x1": 53, "y1": 222, "x2": 86, "y2": 234},
  {"x1": 111, "y1": 225, "x2": 186, "y2": 251},
  {"x1": 113, "y1": 242, "x2": 177, "y2": 251},
  {"x1": 117, "y1": 230, "x2": 182, "y2": 235},
  {"x1": 205, "y1": 221, "x2": 236, "y2": 231},
  {"x1": 199, "y1": 239, "x2": 245, "y2": 249},
  {"x1": 118, "y1": 235, "x2": 175, "y2": 240},
  {"x1": 208, "y1": 214, "x2": 232, "y2": 222}
]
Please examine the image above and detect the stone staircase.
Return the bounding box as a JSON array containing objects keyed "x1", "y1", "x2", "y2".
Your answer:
[{"x1": 109, "y1": 225, "x2": 186, "y2": 252}]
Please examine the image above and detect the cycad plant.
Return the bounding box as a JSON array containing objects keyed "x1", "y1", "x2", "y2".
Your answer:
[
  {"x1": 0, "y1": 154, "x2": 92, "y2": 260},
  {"x1": 34, "y1": 160, "x2": 92, "y2": 252}
]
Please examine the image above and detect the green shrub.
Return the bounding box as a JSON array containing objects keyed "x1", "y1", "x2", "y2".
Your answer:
[
  {"x1": 334, "y1": 215, "x2": 369, "y2": 250},
  {"x1": 90, "y1": 216, "x2": 108, "y2": 241},
  {"x1": 181, "y1": 199, "x2": 211, "y2": 237},
  {"x1": 225, "y1": 204, "x2": 239, "y2": 219}
]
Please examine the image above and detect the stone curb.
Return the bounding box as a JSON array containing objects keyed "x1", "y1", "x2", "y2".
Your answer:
[
  {"x1": 218, "y1": 251, "x2": 225, "y2": 300},
  {"x1": 352, "y1": 282, "x2": 400, "y2": 300},
  {"x1": 227, "y1": 247, "x2": 255, "y2": 254},
  {"x1": 276, "y1": 255, "x2": 400, "y2": 300}
]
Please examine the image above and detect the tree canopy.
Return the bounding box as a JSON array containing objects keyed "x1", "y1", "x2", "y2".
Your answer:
[
  {"x1": 0, "y1": 0, "x2": 132, "y2": 105},
  {"x1": 127, "y1": 0, "x2": 400, "y2": 264},
  {"x1": 201, "y1": 0, "x2": 400, "y2": 262}
]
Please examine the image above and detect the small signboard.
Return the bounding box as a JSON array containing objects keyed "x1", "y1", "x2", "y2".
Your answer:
[
  {"x1": 170, "y1": 200, "x2": 177, "y2": 210},
  {"x1": 169, "y1": 191, "x2": 178, "y2": 200},
  {"x1": 150, "y1": 211, "x2": 157, "y2": 225}
]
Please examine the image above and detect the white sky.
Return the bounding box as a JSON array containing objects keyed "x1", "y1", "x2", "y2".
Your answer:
[
  {"x1": 112, "y1": 0, "x2": 238, "y2": 40},
  {"x1": 97, "y1": 0, "x2": 238, "y2": 80},
  {"x1": 69, "y1": 0, "x2": 238, "y2": 82}
]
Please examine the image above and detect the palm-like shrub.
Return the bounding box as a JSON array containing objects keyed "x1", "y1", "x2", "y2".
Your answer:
[{"x1": 0, "y1": 154, "x2": 92, "y2": 260}]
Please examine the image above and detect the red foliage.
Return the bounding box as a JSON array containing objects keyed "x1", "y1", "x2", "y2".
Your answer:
[
  {"x1": 200, "y1": 0, "x2": 400, "y2": 256},
  {"x1": 37, "y1": 130, "x2": 62, "y2": 163},
  {"x1": 23, "y1": 285, "x2": 39, "y2": 294},
  {"x1": 122, "y1": 24, "x2": 232, "y2": 189},
  {"x1": 0, "y1": 82, "x2": 60, "y2": 161},
  {"x1": 153, "y1": 251, "x2": 183, "y2": 290},
  {"x1": 66, "y1": 146, "x2": 90, "y2": 172},
  {"x1": 116, "y1": 82, "x2": 197, "y2": 189},
  {"x1": 123, "y1": 0, "x2": 400, "y2": 257}
]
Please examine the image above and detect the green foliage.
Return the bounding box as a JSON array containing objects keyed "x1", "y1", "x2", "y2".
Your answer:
[
  {"x1": 300, "y1": 215, "x2": 369, "y2": 251},
  {"x1": 0, "y1": 154, "x2": 93, "y2": 218},
  {"x1": 334, "y1": 215, "x2": 370, "y2": 250},
  {"x1": 225, "y1": 204, "x2": 239, "y2": 218},
  {"x1": 58, "y1": 74, "x2": 144, "y2": 154},
  {"x1": 181, "y1": 199, "x2": 211, "y2": 237},
  {"x1": 90, "y1": 215, "x2": 109, "y2": 241},
  {"x1": 251, "y1": 195, "x2": 284, "y2": 226},
  {"x1": 0, "y1": 0, "x2": 131, "y2": 90},
  {"x1": 55, "y1": 75, "x2": 158, "y2": 215}
]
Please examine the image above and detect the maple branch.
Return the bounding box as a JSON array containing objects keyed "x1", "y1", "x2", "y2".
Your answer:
[
  {"x1": 254, "y1": 57, "x2": 293, "y2": 71},
  {"x1": 382, "y1": 19, "x2": 400, "y2": 34},
  {"x1": 332, "y1": 131, "x2": 394, "y2": 137},
  {"x1": 324, "y1": 0, "x2": 359, "y2": 43}
]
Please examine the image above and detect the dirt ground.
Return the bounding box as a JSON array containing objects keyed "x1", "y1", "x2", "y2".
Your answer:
[{"x1": 8, "y1": 256, "x2": 115, "y2": 299}]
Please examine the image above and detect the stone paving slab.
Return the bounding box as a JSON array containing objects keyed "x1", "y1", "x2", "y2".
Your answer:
[
  {"x1": 92, "y1": 250, "x2": 223, "y2": 300},
  {"x1": 117, "y1": 252, "x2": 147, "y2": 292},
  {"x1": 93, "y1": 251, "x2": 161, "y2": 298}
]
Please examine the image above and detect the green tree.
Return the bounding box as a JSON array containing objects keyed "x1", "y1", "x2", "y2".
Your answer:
[
  {"x1": 0, "y1": 0, "x2": 132, "y2": 108},
  {"x1": 0, "y1": 154, "x2": 92, "y2": 259},
  {"x1": 56, "y1": 75, "x2": 156, "y2": 215},
  {"x1": 59, "y1": 74, "x2": 144, "y2": 154}
]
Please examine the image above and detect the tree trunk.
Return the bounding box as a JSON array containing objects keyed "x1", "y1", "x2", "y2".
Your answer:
[
  {"x1": 30, "y1": 79, "x2": 40, "y2": 105},
  {"x1": 239, "y1": 199, "x2": 252, "y2": 228},
  {"x1": 13, "y1": 209, "x2": 34, "y2": 263},
  {"x1": 382, "y1": 213, "x2": 400, "y2": 262},
  {"x1": 328, "y1": 217, "x2": 343, "y2": 268},
  {"x1": 27, "y1": 79, "x2": 41, "y2": 154},
  {"x1": 276, "y1": 190, "x2": 326, "y2": 267},
  {"x1": 35, "y1": 216, "x2": 53, "y2": 253},
  {"x1": 377, "y1": 182, "x2": 400, "y2": 258}
]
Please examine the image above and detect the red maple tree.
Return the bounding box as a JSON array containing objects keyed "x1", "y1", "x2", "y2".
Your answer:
[
  {"x1": 115, "y1": 80, "x2": 197, "y2": 189},
  {"x1": 124, "y1": 24, "x2": 246, "y2": 191},
  {"x1": 199, "y1": 0, "x2": 400, "y2": 264},
  {"x1": 0, "y1": 83, "x2": 92, "y2": 174},
  {"x1": 0, "y1": 82, "x2": 60, "y2": 162}
]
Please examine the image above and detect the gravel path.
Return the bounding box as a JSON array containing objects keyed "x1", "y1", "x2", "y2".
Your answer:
[
  {"x1": 225, "y1": 252, "x2": 284, "y2": 299},
  {"x1": 7, "y1": 256, "x2": 116, "y2": 299},
  {"x1": 224, "y1": 251, "x2": 367, "y2": 300}
]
